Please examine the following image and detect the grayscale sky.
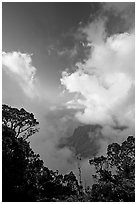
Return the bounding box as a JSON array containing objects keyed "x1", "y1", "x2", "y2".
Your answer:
[{"x1": 2, "y1": 2, "x2": 135, "y2": 185}]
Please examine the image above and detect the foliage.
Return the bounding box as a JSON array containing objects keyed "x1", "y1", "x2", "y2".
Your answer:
[
  {"x1": 88, "y1": 136, "x2": 135, "y2": 202},
  {"x1": 3, "y1": 125, "x2": 44, "y2": 201},
  {"x1": 2, "y1": 104, "x2": 80, "y2": 202},
  {"x1": 2, "y1": 104, "x2": 39, "y2": 139}
]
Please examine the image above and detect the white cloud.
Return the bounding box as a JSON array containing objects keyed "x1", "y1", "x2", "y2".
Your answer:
[
  {"x1": 61, "y1": 19, "x2": 135, "y2": 133},
  {"x1": 2, "y1": 51, "x2": 39, "y2": 98}
]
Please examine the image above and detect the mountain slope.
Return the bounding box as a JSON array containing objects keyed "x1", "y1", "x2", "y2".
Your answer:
[{"x1": 58, "y1": 124, "x2": 104, "y2": 158}]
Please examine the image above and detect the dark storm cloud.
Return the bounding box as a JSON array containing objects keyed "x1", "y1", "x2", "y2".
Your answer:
[{"x1": 103, "y1": 2, "x2": 135, "y2": 35}]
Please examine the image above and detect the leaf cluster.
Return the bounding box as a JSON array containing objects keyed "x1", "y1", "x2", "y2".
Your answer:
[{"x1": 88, "y1": 136, "x2": 135, "y2": 202}]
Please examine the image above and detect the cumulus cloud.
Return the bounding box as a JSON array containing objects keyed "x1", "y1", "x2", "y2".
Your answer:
[
  {"x1": 61, "y1": 13, "x2": 135, "y2": 140},
  {"x1": 2, "y1": 51, "x2": 40, "y2": 98}
]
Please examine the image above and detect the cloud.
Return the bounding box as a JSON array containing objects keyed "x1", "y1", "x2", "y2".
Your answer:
[
  {"x1": 79, "y1": 19, "x2": 106, "y2": 44},
  {"x1": 48, "y1": 44, "x2": 79, "y2": 61},
  {"x1": 103, "y1": 2, "x2": 135, "y2": 35},
  {"x1": 57, "y1": 46, "x2": 78, "y2": 58},
  {"x1": 103, "y1": 2, "x2": 133, "y2": 13},
  {"x1": 2, "y1": 51, "x2": 40, "y2": 98},
  {"x1": 29, "y1": 3, "x2": 135, "y2": 183},
  {"x1": 29, "y1": 106, "x2": 81, "y2": 173},
  {"x1": 61, "y1": 12, "x2": 135, "y2": 140},
  {"x1": 76, "y1": 3, "x2": 135, "y2": 41}
]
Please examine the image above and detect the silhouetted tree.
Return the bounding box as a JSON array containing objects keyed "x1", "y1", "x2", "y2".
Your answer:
[
  {"x1": 2, "y1": 104, "x2": 39, "y2": 139},
  {"x1": 2, "y1": 124, "x2": 44, "y2": 201},
  {"x1": 2, "y1": 104, "x2": 80, "y2": 202},
  {"x1": 88, "y1": 136, "x2": 135, "y2": 202}
]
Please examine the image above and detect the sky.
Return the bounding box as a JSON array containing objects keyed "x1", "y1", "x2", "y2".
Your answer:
[{"x1": 2, "y1": 2, "x2": 135, "y2": 185}]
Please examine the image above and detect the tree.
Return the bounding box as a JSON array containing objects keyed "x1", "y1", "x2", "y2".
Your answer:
[
  {"x1": 2, "y1": 104, "x2": 39, "y2": 139},
  {"x1": 2, "y1": 125, "x2": 44, "y2": 201},
  {"x1": 88, "y1": 136, "x2": 135, "y2": 202},
  {"x1": 2, "y1": 104, "x2": 80, "y2": 202},
  {"x1": 2, "y1": 105, "x2": 48, "y2": 201}
]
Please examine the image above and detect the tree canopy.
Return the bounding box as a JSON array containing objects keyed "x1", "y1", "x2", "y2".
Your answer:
[
  {"x1": 88, "y1": 136, "x2": 135, "y2": 202},
  {"x1": 2, "y1": 104, "x2": 81, "y2": 202},
  {"x1": 2, "y1": 104, "x2": 39, "y2": 139}
]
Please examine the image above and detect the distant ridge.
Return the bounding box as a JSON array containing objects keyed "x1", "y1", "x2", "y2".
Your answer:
[{"x1": 58, "y1": 124, "x2": 103, "y2": 158}]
